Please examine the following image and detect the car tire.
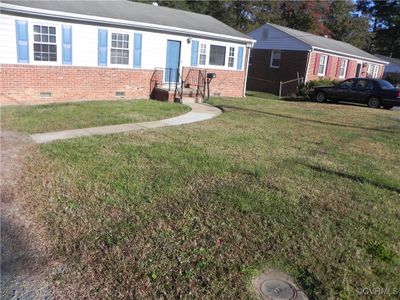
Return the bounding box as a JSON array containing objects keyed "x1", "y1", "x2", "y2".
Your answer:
[
  {"x1": 316, "y1": 92, "x2": 327, "y2": 103},
  {"x1": 383, "y1": 105, "x2": 393, "y2": 109},
  {"x1": 367, "y1": 97, "x2": 381, "y2": 108}
]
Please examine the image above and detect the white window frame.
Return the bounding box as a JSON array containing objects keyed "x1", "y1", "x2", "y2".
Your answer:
[
  {"x1": 367, "y1": 64, "x2": 379, "y2": 78},
  {"x1": 228, "y1": 47, "x2": 235, "y2": 68},
  {"x1": 29, "y1": 22, "x2": 61, "y2": 65},
  {"x1": 270, "y1": 50, "x2": 281, "y2": 69},
  {"x1": 109, "y1": 30, "x2": 131, "y2": 67},
  {"x1": 199, "y1": 43, "x2": 207, "y2": 66},
  {"x1": 338, "y1": 59, "x2": 348, "y2": 78},
  {"x1": 317, "y1": 54, "x2": 328, "y2": 76}
]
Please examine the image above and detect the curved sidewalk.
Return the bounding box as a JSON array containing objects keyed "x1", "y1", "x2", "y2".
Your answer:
[{"x1": 30, "y1": 103, "x2": 222, "y2": 144}]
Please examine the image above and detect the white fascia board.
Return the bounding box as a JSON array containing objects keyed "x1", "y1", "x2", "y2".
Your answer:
[
  {"x1": 1, "y1": 3, "x2": 256, "y2": 45},
  {"x1": 312, "y1": 47, "x2": 389, "y2": 65}
]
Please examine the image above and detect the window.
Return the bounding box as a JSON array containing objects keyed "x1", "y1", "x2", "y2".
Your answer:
[
  {"x1": 339, "y1": 79, "x2": 355, "y2": 89},
  {"x1": 209, "y1": 45, "x2": 226, "y2": 66},
  {"x1": 111, "y1": 33, "x2": 129, "y2": 65},
  {"x1": 354, "y1": 79, "x2": 372, "y2": 90},
  {"x1": 367, "y1": 64, "x2": 379, "y2": 78},
  {"x1": 317, "y1": 55, "x2": 328, "y2": 76},
  {"x1": 338, "y1": 59, "x2": 348, "y2": 78},
  {"x1": 270, "y1": 50, "x2": 281, "y2": 68},
  {"x1": 377, "y1": 80, "x2": 395, "y2": 90},
  {"x1": 33, "y1": 25, "x2": 57, "y2": 61},
  {"x1": 228, "y1": 47, "x2": 235, "y2": 67},
  {"x1": 199, "y1": 43, "x2": 207, "y2": 65}
]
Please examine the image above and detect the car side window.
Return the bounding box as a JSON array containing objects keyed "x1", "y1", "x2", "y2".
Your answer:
[
  {"x1": 339, "y1": 80, "x2": 354, "y2": 88},
  {"x1": 354, "y1": 79, "x2": 371, "y2": 90}
]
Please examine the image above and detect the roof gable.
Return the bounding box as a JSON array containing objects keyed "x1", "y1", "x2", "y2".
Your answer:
[{"x1": 267, "y1": 23, "x2": 386, "y2": 63}]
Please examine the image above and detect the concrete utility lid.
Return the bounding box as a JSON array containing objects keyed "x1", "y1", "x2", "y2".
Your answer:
[{"x1": 253, "y1": 269, "x2": 308, "y2": 300}]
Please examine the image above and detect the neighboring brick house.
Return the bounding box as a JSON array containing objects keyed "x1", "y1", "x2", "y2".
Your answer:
[
  {"x1": 246, "y1": 23, "x2": 388, "y2": 95},
  {"x1": 0, "y1": 1, "x2": 254, "y2": 105}
]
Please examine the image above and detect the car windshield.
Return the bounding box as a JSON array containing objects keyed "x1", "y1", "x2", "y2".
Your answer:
[{"x1": 378, "y1": 80, "x2": 395, "y2": 90}]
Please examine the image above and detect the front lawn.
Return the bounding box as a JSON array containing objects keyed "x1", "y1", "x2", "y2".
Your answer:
[
  {"x1": 0, "y1": 100, "x2": 189, "y2": 133},
  {"x1": 20, "y1": 94, "x2": 400, "y2": 298}
]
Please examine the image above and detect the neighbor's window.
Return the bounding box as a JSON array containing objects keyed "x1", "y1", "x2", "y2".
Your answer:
[
  {"x1": 228, "y1": 47, "x2": 235, "y2": 67},
  {"x1": 111, "y1": 33, "x2": 129, "y2": 65},
  {"x1": 317, "y1": 54, "x2": 328, "y2": 76},
  {"x1": 33, "y1": 25, "x2": 57, "y2": 61},
  {"x1": 209, "y1": 45, "x2": 226, "y2": 66},
  {"x1": 270, "y1": 50, "x2": 281, "y2": 68},
  {"x1": 338, "y1": 59, "x2": 348, "y2": 78},
  {"x1": 199, "y1": 43, "x2": 207, "y2": 65},
  {"x1": 367, "y1": 64, "x2": 379, "y2": 78}
]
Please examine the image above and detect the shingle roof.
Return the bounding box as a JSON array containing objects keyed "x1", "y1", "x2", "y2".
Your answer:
[
  {"x1": 1, "y1": 0, "x2": 252, "y2": 41},
  {"x1": 268, "y1": 23, "x2": 387, "y2": 63},
  {"x1": 375, "y1": 54, "x2": 400, "y2": 66}
]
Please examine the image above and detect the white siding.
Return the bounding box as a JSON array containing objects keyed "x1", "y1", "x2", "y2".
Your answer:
[
  {"x1": 0, "y1": 14, "x2": 18, "y2": 63},
  {"x1": 0, "y1": 13, "x2": 246, "y2": 71},
  {"x1": 248, "y1": 24, "x2": 310, "y2": 51}
]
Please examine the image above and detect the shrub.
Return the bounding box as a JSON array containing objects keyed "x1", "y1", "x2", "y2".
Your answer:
[{"x1": 298, "y1": 78, "x2": 341, "y2": 98}]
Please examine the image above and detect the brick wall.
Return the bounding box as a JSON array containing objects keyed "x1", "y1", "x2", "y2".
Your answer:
[
  {"x1": 182, "y1": 56, "x2": 247, "y2": 98},
  {"x1": 307, "y1": 51, "x2": 386, "y2": 81},
  {"x1": 246, "y1": 49, "x2": 308, "y2": 94},
  {"x1": 0, "y1": 64, "x2": 156, "y2": 105}
]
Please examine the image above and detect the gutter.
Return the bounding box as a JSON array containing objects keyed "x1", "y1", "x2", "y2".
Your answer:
[
  {"x1": 312, "y1": 47, "x2": 389, "y2": 65},
  {"x1": 0, "y1": 3, "x2": 256, "y2": 45}
]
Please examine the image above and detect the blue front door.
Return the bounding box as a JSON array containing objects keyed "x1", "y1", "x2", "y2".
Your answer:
[{"x1": 165, "y1": 40, "x2": 181, "y2": 83}]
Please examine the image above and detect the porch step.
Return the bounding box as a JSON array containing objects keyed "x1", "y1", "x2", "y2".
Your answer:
[{"x1": 181, "y1": 97, "x2": 203, "y2": 104}]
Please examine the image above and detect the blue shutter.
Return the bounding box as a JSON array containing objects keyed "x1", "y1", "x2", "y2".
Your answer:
[
  {"x1": 237, "y1": 46, "x2": 244, "y2": 70},
  {"x1": 98, "y1": 29, "x2": 108, "y2": 66},
  {"x1": 133, "y1": 33, "x2": 142, "y2": 68},
  {"x1": 191, "y1": 40, "x2": 199, "y2": 66},
  {"x1": 62, "y1": 25, "x2": 72, "y2": 65},
  {"x1": 15, "y1": 20, "x2": 29, "y2": 63}
]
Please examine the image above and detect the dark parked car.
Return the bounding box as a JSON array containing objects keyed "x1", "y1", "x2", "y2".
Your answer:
[{"x1": 313, "y1": 78, "x2": 400, "y2": 109}]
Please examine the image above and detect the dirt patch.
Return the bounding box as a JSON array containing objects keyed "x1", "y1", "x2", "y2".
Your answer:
[{"x1": 1, "y1": 130, "x2": 55, "y2": 299}]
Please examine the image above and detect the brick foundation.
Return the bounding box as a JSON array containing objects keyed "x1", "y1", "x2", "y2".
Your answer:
[
  {"x1": 0, "y1": 64, "x2": 156, "y2": 105},
  {"x1": 182, "y1": 66, "x2": 246, "y2": 98}
]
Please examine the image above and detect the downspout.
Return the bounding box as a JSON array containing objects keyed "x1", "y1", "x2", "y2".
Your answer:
[
  {"x1": 304, "y1": 49, "x2": 312, "y2": 83},
  {"x1": 243, "y1": 44, "x2": 252, "y2": 98}
]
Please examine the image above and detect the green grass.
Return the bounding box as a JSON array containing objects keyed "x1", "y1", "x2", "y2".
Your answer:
[
  {"x1": 19, "y1": 94, "x2": 400, "y2": 299},
  {"x1": 0, "y1": 100, "x2": 189, "y2": 133}
]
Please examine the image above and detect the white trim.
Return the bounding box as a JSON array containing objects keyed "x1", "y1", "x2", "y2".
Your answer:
[
  {"x1": 304, "y1": 50, "x2": 311, "y2": 82},
  {"x1": 317, "y1": 54, "x2": 328, "y2": 76},
  {"x1": 269, "y1": 50, "x2": 281, "y2": 68},
  {"x1": 108, "y1": 29, "x2": 132, "y2": 68},
  {"x1": 312, "y1": 46, "x2": 388, "y2": 65},
  {"x1": 243, "y1": 47, "x2": 250, "y2": 97},
  {"x1": 1, "y1": 3, "x2": 256, "y2": 45}
]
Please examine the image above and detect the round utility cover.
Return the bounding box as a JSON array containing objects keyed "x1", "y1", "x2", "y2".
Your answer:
[{"x1": 260, "y1": 279, "x2": 296, "y2": 300}]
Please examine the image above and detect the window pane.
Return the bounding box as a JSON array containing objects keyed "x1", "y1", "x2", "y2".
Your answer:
[
  {"x1": 209, "y1": 45, "x2": 226, "y2": 66},
  {"x1": 49, "y1": 36, "x2": 56, "y2": 43},
  {"x1": 34, "y1": 34, "x2": 41, "y2": 42},
  {"x1": 49, "y1": 27, "x2": 55, "y2": 34},
  {"x1": 42, "y1": 26, "x2": 48, "y2": 34},
  {"x1": 49, "y1": 45, "x2": 57, "y2": 53},
  {"x1": 50, "y1": 53, "x2": 57, "y2": 61},
  {"x1": 42, "y1": 35, "x2": 48, "y2": 43}
]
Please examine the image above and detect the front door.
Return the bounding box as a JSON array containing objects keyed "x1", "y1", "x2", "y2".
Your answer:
[{"x1": 165, "y1": 40, "x2": 181, "y2": 83}]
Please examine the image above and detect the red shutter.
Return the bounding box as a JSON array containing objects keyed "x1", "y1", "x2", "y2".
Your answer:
[
  {"x1": 335, "y1": 58, "x2": 341, "y2": 78},
  {"x1": 313, "y1": 53, "x2": 320, "y2": 75}
]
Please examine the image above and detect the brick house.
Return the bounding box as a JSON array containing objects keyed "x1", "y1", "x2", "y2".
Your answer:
[
  {"x1": 0, "y1": 1, "x2": 255, "y2": 105},
  {"x1": 246, "y1": 23, "x2": 388, "y2": 95}
]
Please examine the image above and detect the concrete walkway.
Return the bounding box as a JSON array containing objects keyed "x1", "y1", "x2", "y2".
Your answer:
[{"x1": 30, "y1": 102, "x2": 222, "y2": 144}]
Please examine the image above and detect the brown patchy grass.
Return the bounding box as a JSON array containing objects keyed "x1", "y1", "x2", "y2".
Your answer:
[{"x1": 12, "y1": 94, "x2": 400, "y2": 299}]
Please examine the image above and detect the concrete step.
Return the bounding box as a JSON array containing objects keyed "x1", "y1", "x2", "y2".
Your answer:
[{"x1": 181, "y1": 97, "x2": 203, "y2": 104}]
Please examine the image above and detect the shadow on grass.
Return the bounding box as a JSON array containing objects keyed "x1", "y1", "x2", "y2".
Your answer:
[
  {"x1": 299, "y1": 162, "x2": 400, "y2": 194},
  {"x1": 217, "y1": 105, "x2": 399, "y2": 134}
]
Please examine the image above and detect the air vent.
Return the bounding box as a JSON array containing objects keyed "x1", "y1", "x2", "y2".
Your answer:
[
  {"x1": 115, "y1": 91, "x2": 125, "y2": 98},
  {"x1": 40, "y1": 92, "x2": 52, "y2": 98}
]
